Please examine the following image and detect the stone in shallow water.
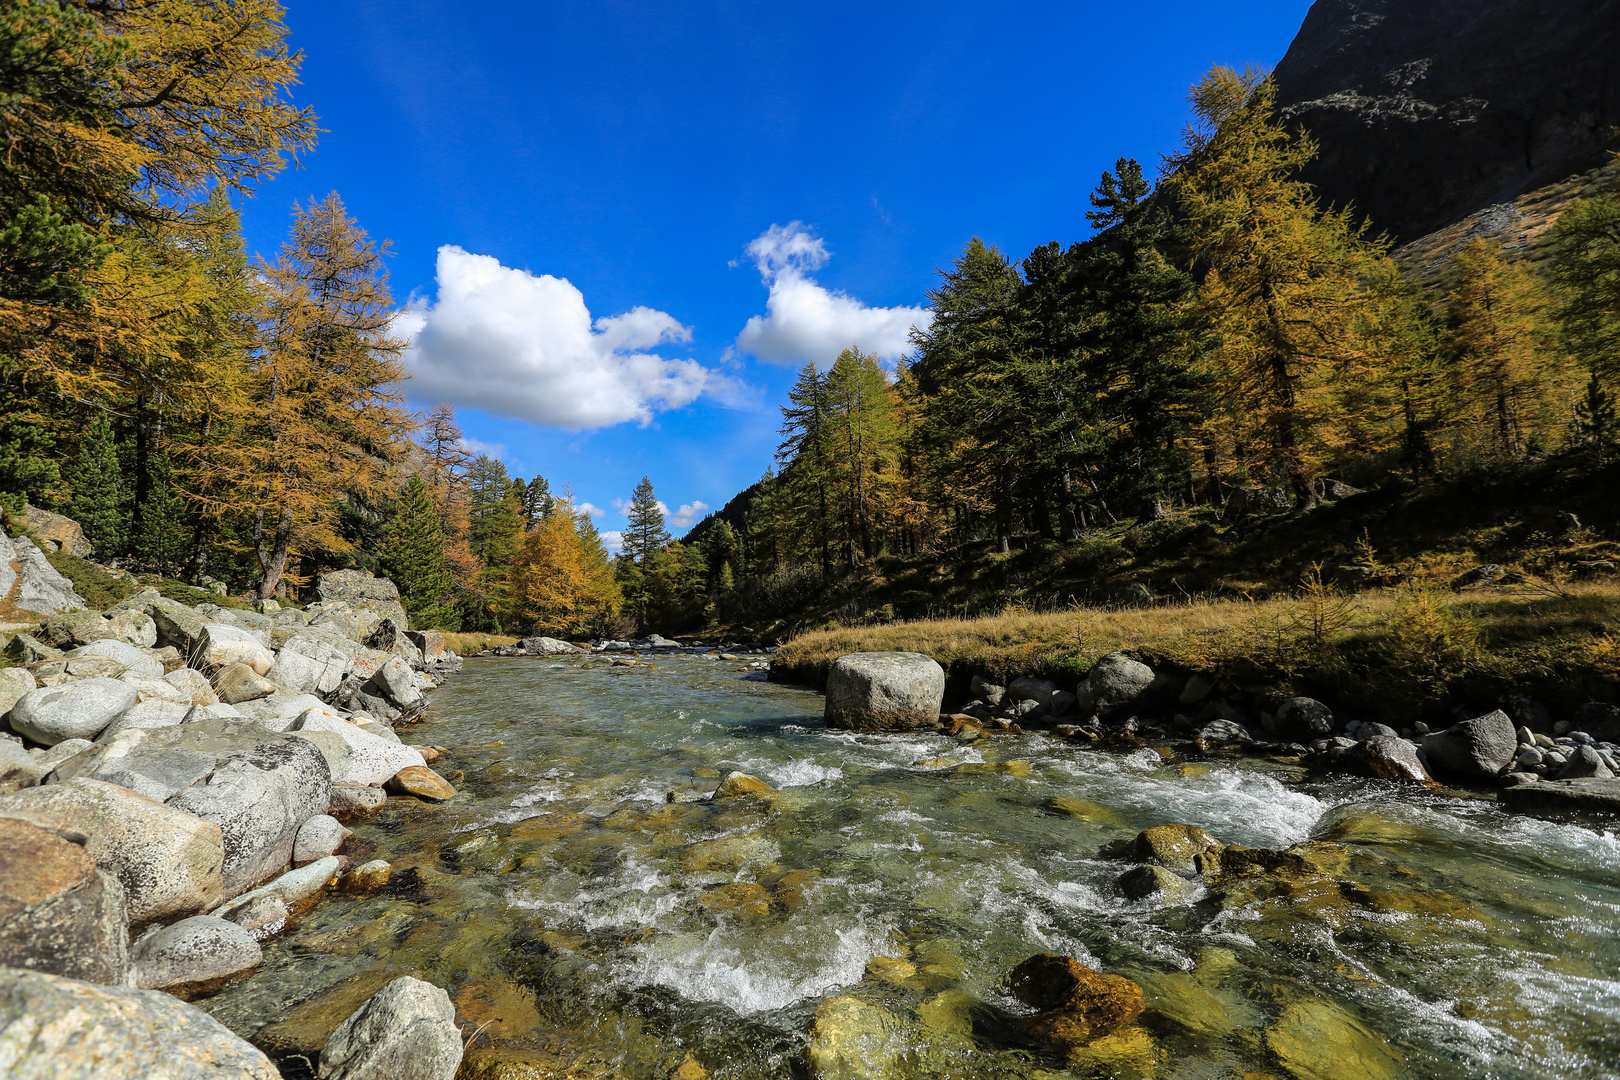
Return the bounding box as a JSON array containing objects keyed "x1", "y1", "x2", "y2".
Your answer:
[
  {"x1": 317, "y1": 975, "x2": 463, "y2": 1080},
  {"x1": 697, "y1": 881, "x2": 772, "y2": 919},
  {"x1": 131, "y1": 914, "x2": 261, "y2": 998},
  {"x1": 805, "y1": 995, "x2": 912, "y2": 1080},
  {"x1": 1129, "y1": 824, "x2": 1224, "y2": 874},
  {"x1": 1007, "y1": 953, "x2": 1145, "y2": 1048},
  {"x1": 385, "y1": 764, "x2": 457, "y2": 802},
  {"x1": 1115, "y1": 864, "x2": 1195, "y2": 903},
  {"x1": 824, "y1": 651, "x2": 945, "y2": 732},
  {"x1": 1265, "y1": 998, "x2": 1402, "y2": 1080}
]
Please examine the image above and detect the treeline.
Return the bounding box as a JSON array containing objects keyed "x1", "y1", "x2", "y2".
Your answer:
[
  {"x1": 666, "y1": 68, "x2": 1618, "y2": 634},
  {"x1": 0, "y1": 0, "x2": 623, "y2": 635}
]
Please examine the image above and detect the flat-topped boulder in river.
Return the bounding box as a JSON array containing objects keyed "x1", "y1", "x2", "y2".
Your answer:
[{"x1": 824, "y1": 651, "x2": 945, "y2": 732}]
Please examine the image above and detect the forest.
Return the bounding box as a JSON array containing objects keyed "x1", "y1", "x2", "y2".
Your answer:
[{"x1": 1, "y1": 3, "x2": 1616, "y2": 641}]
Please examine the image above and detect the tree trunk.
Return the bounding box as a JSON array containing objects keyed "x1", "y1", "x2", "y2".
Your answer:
[{"x1": 254, "y1": 504, "x2": 294, "y2": 599}]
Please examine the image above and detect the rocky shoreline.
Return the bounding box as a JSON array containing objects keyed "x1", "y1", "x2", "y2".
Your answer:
[
  {"x1": 0, "y1": 527, "x2": 473, "y2": 1079},
  {"x1": 812, "y1": 649, "x2": 1620, "y2": 812}
]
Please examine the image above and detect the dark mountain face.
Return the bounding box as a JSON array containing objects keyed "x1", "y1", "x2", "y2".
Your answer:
[{"x1": 1272, "y1": 0, "x2": 1620, "y2": 241}]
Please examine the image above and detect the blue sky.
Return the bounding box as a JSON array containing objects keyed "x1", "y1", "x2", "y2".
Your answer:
[{"x1": 236, "y1": 0, "x2": 1314, "y2": 549}]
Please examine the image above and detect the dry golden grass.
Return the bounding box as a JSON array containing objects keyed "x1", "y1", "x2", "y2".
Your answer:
[
  {"x1": 773, "y1": 582, "x2": 1620, "y2": 702},
  {"x1": 441, "y1": 632, "x2": 520, "y2": 657}
]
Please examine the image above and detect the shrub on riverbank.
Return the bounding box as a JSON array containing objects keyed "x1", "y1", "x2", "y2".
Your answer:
[{"x1": 771, "y1": 582, "x2": 1620, "y2": 725}]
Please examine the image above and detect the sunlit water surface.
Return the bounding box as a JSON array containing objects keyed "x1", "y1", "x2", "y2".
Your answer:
[{"x1": 202, "y1": 656, "x2": 1620, "y2": 1079}]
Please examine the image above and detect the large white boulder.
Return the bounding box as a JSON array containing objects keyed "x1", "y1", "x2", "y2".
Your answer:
[
  {"x1": 317, "y1": 976, "x2": 462, "y2": 1080},
  {"x1": 7, "y1": 678, "x2": 137, "y2": 746},
  {"x1": 268, "y1": 634, "x2": 351, "y2": 695},
  {"x1": 131, "y1": 914, "x2": 261, "y2": 996},
  {"x1": 5, "y1": 533, "x2": 87, "y2": 616},
  {"x1": 194, "y1": 623, "x2": 275, "y2": 676},
  {"x1": 291, "y1": 708, "x2": 423, "y2": 786},
  {"x1": 824, "y1": 652, "x2": 945, "y2": 732}
]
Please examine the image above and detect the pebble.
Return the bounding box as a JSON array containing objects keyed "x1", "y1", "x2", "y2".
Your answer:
[
  {"x1": 1533, "y1": 733, "x2": 1555, "y2": 748},
  {"x1": 1517, "y1": 726, "x2": 1535, "y2": 746}
]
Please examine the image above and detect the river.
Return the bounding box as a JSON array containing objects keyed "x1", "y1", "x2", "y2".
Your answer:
[{"x1": 201, "y1": 654, "x2": 1620, "y2": 1079}]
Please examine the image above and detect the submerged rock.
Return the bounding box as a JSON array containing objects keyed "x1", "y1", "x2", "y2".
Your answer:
[
  {"x1": 824, "y1": 652, "x2": 945, "y2": 732},
  {"x1": 1115, "y1": 864, "x2": 1195, "y2": 903},
  {"x1": 805, "y1": 995, "x2": 911, "y2": 1080},
  {"x1": 714, "y1": 770, "x2": 774, "y2": 798},
  {"x1": 1265, "y1": 997, "x2": 1402, "y2": 1080},
  {"x1": 1006, "y1": 953, "x2": 1144, "y2": 1047},
  {"x1": 0, "y1": 967, "x2": 278, "y2": 1079}
]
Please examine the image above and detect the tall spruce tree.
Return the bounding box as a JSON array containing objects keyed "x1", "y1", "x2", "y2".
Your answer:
[
  {"x1": 623, "y1": 476, "x2": 670, "y2": 625},
  {"x1": 133, "y1": 450, "x2": 188, "y2": 575},
  {"x1": 68, "y1": 412, "x2": 129, "y2": 553},
  {"x1": 1573, "y1": 371, "x2": 1616, "y2": 464},
  {"x1": 1552, "y1": 173, "x2": 1620, "y2": 381},
  {"x1": 380, "y1": 474, "x2": 457, "y2": 630},
  {"x1": 521, "y1": 476, "x2": 555, "y2": 525},
  {"x1": 776, "y1": 363, "x2": 834, "y2": 573}
]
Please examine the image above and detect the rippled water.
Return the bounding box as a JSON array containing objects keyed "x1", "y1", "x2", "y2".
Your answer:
[{"x1": 202, "y1": 656, "x2": 1620, "y2": 1079}]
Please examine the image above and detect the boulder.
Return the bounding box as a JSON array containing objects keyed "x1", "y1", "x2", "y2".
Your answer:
[
  {"x1": 268, "y1": 634, "x2": 350, "y2": 695},
  {"x1": 1130, "y1": 824, "x2": 1224, "y2": 875},
  {"x1": 316, "y1": 570, "x2": 410, "y2": 632},
  {"x1": 2, "y1": 634, "x2": 61, "y2": 664},
  {"x1": 0, "y1": 817, "x2": 128, "y2": 983},
  {"x1": 1083, "y1": 653, "x2": 1157, "y2": 717},
  {"x1": 195, "y1": 624, "x2": 275, "y2": 676},
  {"x1": 1007, "y1": 676, "x2": 1060, "y2": 708},
  {"x1": 118, "y1": 673, "x2": 191, "y2": 705},
  {"x1": 1556, "y1": 744, "x2": 1615, "y2": 780},
  {"x1": 68, "y1": 640, "x2": 163, "y2": 679},
  {"x1": 1421, "y1": 709, "x2": 1517, "y2": 781},
  {"x1": 290, "y1": 729, "x2": 353, "y2": 782},
  {"x1": 406, "y1": 630, "x2": 451, "y2": 663},
  {"x1": 824, "y1": 652, "x2": 945, "y2": 732},
  {"x1": 518, "y1": 636, "x2": 583, "y2": 655},
  {"x1": 7, "y1": 534, "x2": 87, "y2": 616},
  {"x1": 7, "y1": 678, "x2": 137, "y2": 746},
  {"x1": 1266, "y1": 697, "x2": 1335, "y2": 742},
  {"x1": 1500, "y1": 777, "x2": 1620, "y2": 815},
  {"x1": 385, "y1": 765, "x2": 457, "y2": 802},
  {"x1": 293, "y1": 814, "x2": 348, "y2": 865},
  {"x1": 97, "y1": 699, "x2": 192, "y2": 741},
  {"x1": 339, "y1": 859, "x2": 392, "y2": 892},
  {"x1": 291, "y1": 709, "x2": 424, "y2": 786},
  {"x1": 144, "y1": 597, "x2": 210, "y2": 653},
  {"x1": 233, "y1": 691, "x2": 332, "y2": 731},
  {"x1": 20, "y1": 504, "x2": 92, "y2": 557},
  {"x1": 1196, "y1": 718, "x2": 1254, "y2": 745},
  {"x1": 39, "y1": 611, "x2": 111, "y2": 648},
  {"x1": 0, "y1": 967, "x2": 279, "y2": 1079},
  {"x1": 131, "y1": 914, "x2": 261, "y2": 997},
  {"x1": 0, "y1": 666, "x2": 38, "y2": 718},
  {"x1": 52, "y1": 718, "x2": 332, "y2": 897},
  {"x1": 970, "y1": 674, "x2": 1006, "y2": 707},
  {"x1": 714, "y1": 771, "x2": 774, "y2": 798},
  {"x1": 0, "y1": 777, "x2": 225, "y2": 927},
  {"x1": 1334, "y1": 736, "x2": 1433, "y2": 785},
  {"x1": 368, "y1": 656, "x2": 422, "y2": 709},
  {"x1": 328, "y1": 784, "x2": 389, "y2": 823},
  {"x1": 163, "y1": 667, "x2": 218, "y2": 705},
  {"x1": 213, "y1": 662, "x2": 277, "y2": 705},
  {"x1": 317, "y1": 975, "x2": 463, "y2": 1080},
  {"x1": 1007, "y1": 954, "x2": 1145, "y2": 1047},
  {"x1": 106, "y1": 609, "x2": 158, "y2": 648},
  {"x1": 35, "y1": 738, "x2": 92, "y2": 772},
  {"x1": 0, "y1": 739, "x2": 46, "y2": 792},
  {"x1": 212, "y1": 856, "x2": 341, "y2": 924},
  {"x1": 1115, "y1": 864, "x2": 1196, "y2": 903}
]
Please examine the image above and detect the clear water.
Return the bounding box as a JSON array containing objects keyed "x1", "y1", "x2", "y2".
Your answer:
[{"x1": 201, "y1": 656, "x2": 1620, "y2": 1079}]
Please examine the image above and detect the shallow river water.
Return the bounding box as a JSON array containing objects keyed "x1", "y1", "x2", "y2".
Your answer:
[{"x1": 203, "y1": 656, "x2": 1620, "y2": 1079}]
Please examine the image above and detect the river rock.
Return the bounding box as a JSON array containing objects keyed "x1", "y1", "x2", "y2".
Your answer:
[
  {"x1": 213, "y1": 856, "x2": 341, "y2": 923},
  {"x1": 1266, "y1": 697, "x2": 1334, "y2": 742},
  {"x1": 1356, "y1": 722, "x2": 1399, "y2": 741},
  {"x1": 385, "y1": 765, "x2": 457, "y2": 802},
  {"x1": 0, "y1": 777, "x2": 225, "y2": 926},
  {"x1": 0, "y1": 666, "x2": 36, "y2": 718},
  {"x1": 317, "y1": 975, "x2": 462, "y2": 1080},
  {"x1": 1082, "y1": 653, "x2": 1156, "y2": 718},
  {"x1": 163, "y1": 666, "x2": 219, "y2": 704},
  {"x1": 316, "y1": 570, "x2": 410, "y2": 632},
  {"x1": 1130, "y1": 824, "x2": 1224, "y2": 874},
  {"x1": 131, "y1": 914, "x2": 261, "y2": 997},
  {"x1": 212, "y1": 662, "x2": 278, "y2": 706},
  {"x1": 7, "y1": 678, "x2": 137, "y2": 746},
  {"x1": 118, "y1": 672, "x2": 191, "y2": 705},
  {"x1": 1500, "y1": 776, "x2": 1620, "y2": 814},
  {"x1": 291, "y1": 709, "x2": 423, "y2": 785},
  {"x1": 328, "y1": 784, "x2": 389, "y2": 822},
  {"x1": 805, "y1": 995, "x2": 910, "y2": 1080},
  {"x1": 8, "y1": 534, "x2": 87, "y2": 616},
  {"x1": 1556, "y1": 744, "x2": 1614, "y2": 780},
  {"x1": 268, "y1": 634, "x2": 351, "y2": 695},
  {"x1": 71, "y1": 639, "x2": 162, "y2": 680},
  {"x1": 1265, "y1": 997, "x2": 1402, "y2": 1080},
  {"x1": 339, "y1": 859, "x2": 392, "y2": 891},
  {"x1": 1334, "y1": 736, "x2": 1432, "y2": 785},
  {"x1": 970, "y1": 675, "x2": 1006, "y2": 707},
  {"x1": 36, "y1": 737, "x2": 92, "y2": 772},
  {"x1": 714, "y1": 771, "x2": 774, "y2": 798},
  {"x1": 97, "y1": 698, "x2": 192, "y2": 740},
  {"x1": 3, "y1": 634, "x2": 61, "y2": 664},
  {"x1": 293, "y1": 814, "x2": 349, "y2": 865},
  {"x1": 52, "y1": 718, "x2": 332, "y2": 896},
  {"x1": 290, "y1": 729, "x2": 354, "y2": 782},
  {"x1": 1197, "y1": 718, "x2": 1254, "y2": 745},
  {"x1": 233, "y1": 691, "x2": 333, "y2": 731},
  {"x1": 1116, "y1": 864, "x2": 1196, "y2": 903},
  {"x1": 139, "y1": 596, "x2": 209, "y2": 653},
  {"x1": 195, "y1": 624, "x2": 275, "y2": 676},
  {"x1": 0, "y1": 817, "x2": 128, "y2": 983},
  {"x1": 368, "y1": 656, "x2": 421, "y2": 709},
  {"x1": 0, "y1": 739, "x2": 46, "y2": 792},
  {"x1": 1421, "y1": 709, "x2": 1517, "y2": 780},
  {"x1": 107, "y1": 608, "x2": 158, "y2": 648},
  {"x1": 1007, "y1": 953, "x2": 1144, "y2": 1047},
  {"x1": 824, "y1": 652, "x2": 945, "y2": 732},
  {"x1": 1007, "y1": 676, "x2": 1060, "y2": 708},
  {"x1": 0, "y1": 967, "x2": 279, "y2": 1079}
]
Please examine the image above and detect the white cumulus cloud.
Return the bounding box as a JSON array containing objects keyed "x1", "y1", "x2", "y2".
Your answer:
[
  {"x1": 734, "y1": 223, "x2": 932, "y2": 369},
  {"x1": 577, "y1": 502, "x2": 607, "y2": 520},
  {"x1": 398, "y1": 246, "x2": 725, "y2": 430},
  {"x1": 664, "y1": 500, "x2": 710, "y2": 531},
  {"x1": 599, "y1": 530, "x2": 625, "y2": 555}
]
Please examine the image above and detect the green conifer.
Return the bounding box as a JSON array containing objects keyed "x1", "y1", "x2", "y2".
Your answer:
[
  {"x1": 67, "y1": 412, "x2": 129, "y2": 553},
  {"x1": 380, "y1": 474, "x2": 457, "y2": 630},
  {"x1": 133, "y1": 451, "x2": 188, "y2": 576},
  {"x1": 1574, "y1": 370, "x2": 1616, "y2": 464}
]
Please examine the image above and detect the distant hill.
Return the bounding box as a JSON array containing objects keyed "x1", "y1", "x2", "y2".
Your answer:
[{"x1": 1273, "y1": 0, "x2": 1620, "y2": 242}]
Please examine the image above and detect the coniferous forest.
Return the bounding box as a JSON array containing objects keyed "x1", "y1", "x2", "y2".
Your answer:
[{"x1": 2, "y1": 8, "x2": 1616, "y2": 641}]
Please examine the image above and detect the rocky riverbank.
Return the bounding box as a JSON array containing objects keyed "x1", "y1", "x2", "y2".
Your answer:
[
  {"x1": 807, "y1": 647, "x2": 1620, "y2": 812},
  {"x1": 0, "y1": 527, "x2": 473, "y2": 1079}
]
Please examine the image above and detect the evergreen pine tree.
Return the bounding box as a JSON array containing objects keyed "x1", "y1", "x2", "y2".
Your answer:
[
  {"x1": 133, "y1": 451, "x2": 188, "y2": 576},
  {"x1": 776, "y1": 363, "x2": 834, "y2": 573},
  {"x1": 68, "y1": 412, "x2": 129, "y2": 553},
  {"x1": 1552, "y1": 174, "x2": 1620, "y2": 381},
  {"x1": 521, "y1": 476, "x2": 555, "y2": 525},
  {"x1": 1574, "y1": 370, "x2": 1617, "y2": 464},
  {"x1": 623, "y1": 476, "x2": 670, "y2": 626},
  {"x1": 0, "y1": 400, "x2": 60, "y2": 519},
  {"x1": 380, "y1": 474, "x2": 457, "y2": 629}
]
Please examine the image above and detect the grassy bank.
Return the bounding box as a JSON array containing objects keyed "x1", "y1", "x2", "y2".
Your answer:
[
  {"x1": 772, "y1": 582, "x2": 1620, "y2": 726},
  {"x1": 440, "y1": 632, "x2": 519, "y2": 657}
]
